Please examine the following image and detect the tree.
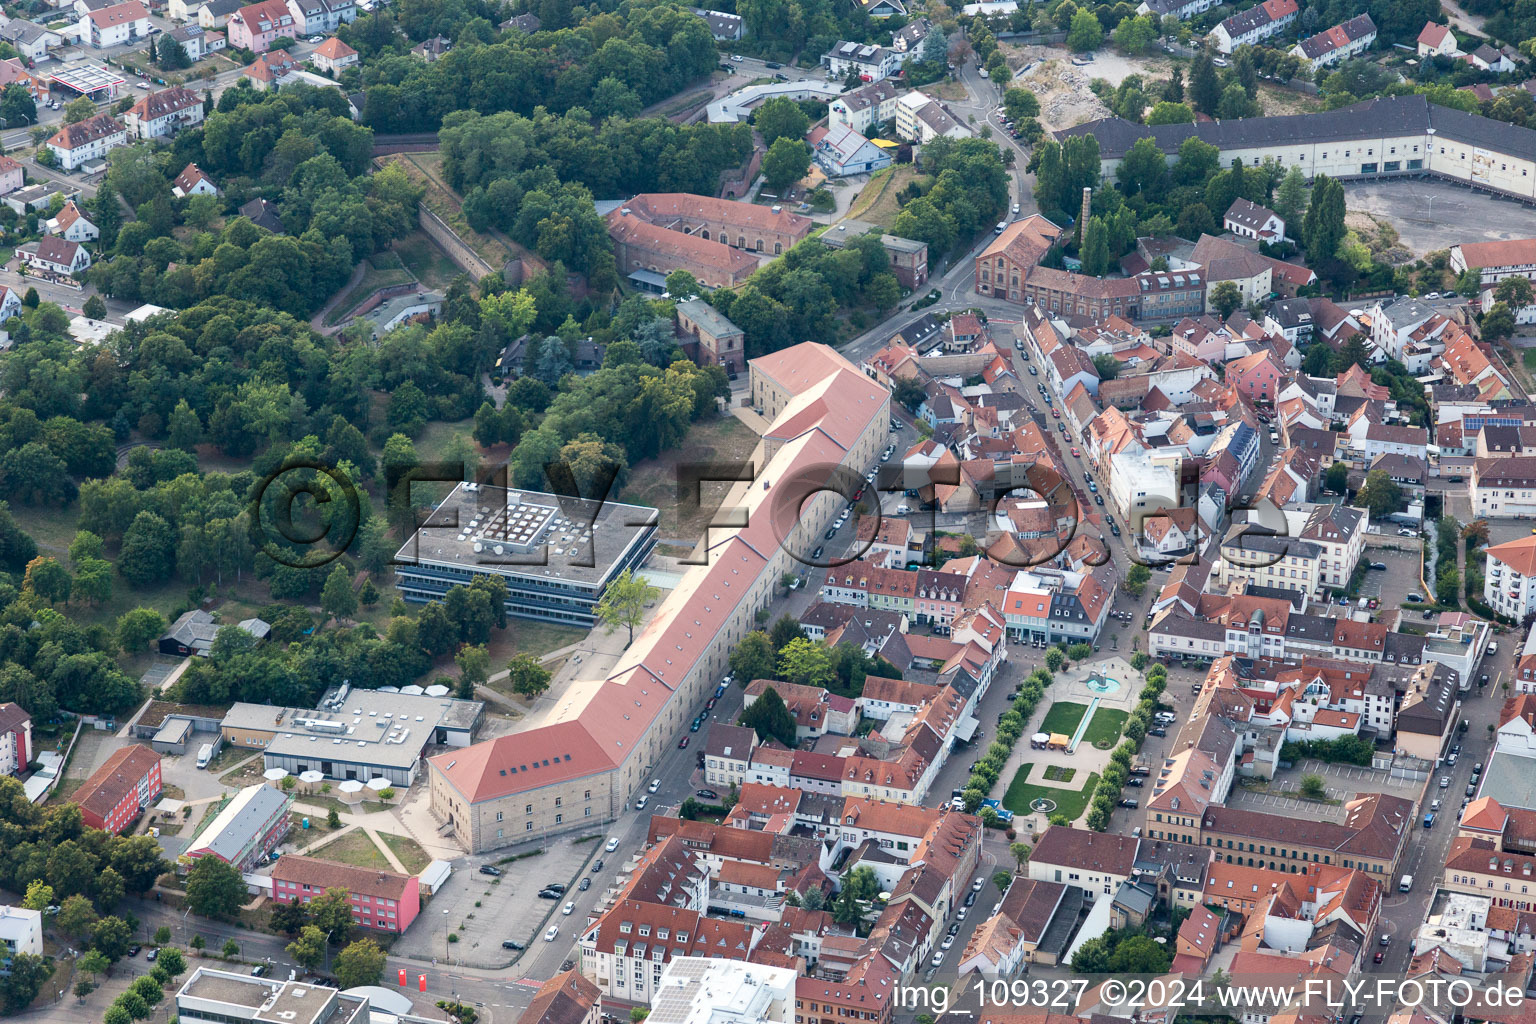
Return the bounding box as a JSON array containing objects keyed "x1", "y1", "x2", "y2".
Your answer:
[
  {"x1": 1324, "y1": 461, "x2": 1350, "y2": 494},
  {"x1": 831, "y1": 865, "x2": 880, "y2": 925},
  {"x1": 92, "y1": 915, "x2": 132, "y2": 961},
  {"x1": 1496, "y1": 276, "x2": 1535, "y2": 309},
  {"x1": 754, "y1": 97, "x2": 810, "y2": 148},
  {"x1": 287, "y1": 926, "x2": 328, "y2": 971},
  {"x1": 1356, "y1": 469, "x2": 1403, "y2": 519},
  {"x1": 1184, "y1": 60, "x2": 1218, "y2": 118},
  {"x1": 327, "y1": 807, "x2": 341, "y2": 829},
  {"x1": 156, "y1": 948, "x2": 186, "y2": 978},
  {"x1": 63, "y1": 97, "x2": 97, "y2": 124},
  {"x1": 1217, "y1": 82, "x2": 1256, "y2": 120},
  {"x1": 595, "y1": 569, "x2": 657, "y2": 646},
  {"x1": 1273, "y1": 165, "x2": 1308, "y2": 230},
  {"x1": 507, "y1": 653, "x2": 551, "y2": 699},
  {"x1": 1092, "y1": 354, "x2": 1122, "y2": 382},
  {"x1": 1066, "y1": 8, "x2": 1103, "y2": 52},
  {"x1": 1300, "y1": 773, "x2": 1326, "y2": 798},
  {"x1": 1044, "y1": 647, "x2": 1067, "y2": 672},
  {"x1": 739, "y1": 685, "x2": 797, "y2": 747},
  {"x1": 1108, "y1": 935, "x2": 1173, "y2": 973},
  {"x1": 1482, "y1": 303, "x2": 1518, "y2": 342},
  {"x1": 1116, "y1": 137, "x2": 1167, "y2": 199},
  {"x1": 118, "y1": 511, "x2": 176, "y2": 587},
  {"x1": 992, "y1": 869, "x2": 1013, "y2": 893},
  {"x1": 55, "y1": 894, "x2": 97, "y2": 940},
  {"x1": 1003, "y1": 88, "x2": 1040, "y2": 122},
  {"x1": 222, "y1": 938, "x2": 240, "y2": 959},
  {"x1": 1210, "y1": 281, "x2": 1243, "y2": 318},
  {"x1": 762, "y1": 137, "x2": 811, "y2": 195},
  {"x1": 78, "y1": 950, "x2": 109, "y2": 981},
  {"x1": 1009, "y1": 842, "x2": 1031, "y2": 870},
  {"x1": 334, "y1": 938, "x2": 386, "y2": 988},
  {"x1": 116, "y1": 608, "x2": 165, "y2": 652},
  {"x1": 1123, "y1": 562, "x2": 1152, "y2": 597},
  {"x1": 777, "y1": 637, "x2": 834, "y2": 688},
  {"x1": 21, "y1": 880, "x2": 52, "y2": 911},
  {"x1": 455, "y1": 645, "x2": 490, "y2": 701},
  {"x1": 1302, "y1": 174, "x2": 1346, "y2": 263},
  {"x1": 186, "y1": 856, "x2": 246, "y2": 919},
  {"x1": 729, "y1": 631, "x2": 777, "y2": 687},
  {"x1": 1112, "y1": 14, "x2": 1155, "y2": 53},
  {"x1": 1147, "y1": 101, "x2": 1195, "y2": 125},
  {"x1": 320, "y1": 564, "x2": 357, "y2": 621},
  {"x1": 0, "y1": 84, "x2": 34, "y2": 127},
  {"x1": 155, "y1": 33, "x2": 190, "y2": 69},
  {"x1": 1, "y1": 952, "x2": 50, "y2": 1012},
  {"x1": 190, "y1": 935, "x2": 204, "y2": 951}
]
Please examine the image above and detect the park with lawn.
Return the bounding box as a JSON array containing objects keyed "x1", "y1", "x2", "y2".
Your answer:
[{"x1": 992, "y1": 657, "x2": 1140, "y2": 828}]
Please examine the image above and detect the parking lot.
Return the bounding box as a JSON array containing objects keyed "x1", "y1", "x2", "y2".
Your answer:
[
  {"x1": 390, "y1": 831, "x2": 607, "y2": 968},
  {"x1": 1345, "y1": 178, "x2": 1536, "y2": 256},
  {"x1": 1228, "y1": 758, "x2": 1425, "y2": 818},
  {"x1": 1356, "y1": 543, "x2": 1428, "y2": 616}
]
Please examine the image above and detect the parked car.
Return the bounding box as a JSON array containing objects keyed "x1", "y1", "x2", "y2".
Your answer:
[
  {"x1": 678, "y1": 736, "x2": 690, "y2": 748},
  {"x1": 502, "y1": 940, "x2": 525, "y2": 950},
  {"x1": 606, "y1": 837, "x2": 620, "y2": 852},
  {"x1": 697, "y1": 789, "x2": 718, "y2": 799},
  {"x1": 479, "y1": 864, "x2": 501, "y2": 876}
]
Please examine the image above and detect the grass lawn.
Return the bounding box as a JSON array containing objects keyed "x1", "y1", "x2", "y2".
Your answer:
[
  {"x1": 619, "y1": 414, "x2": 759, "y2": 540},
  {"x1": 1001, "y1": 762, "x2": 1101, "y2": 822},
  {"x1": 307, "y1": 829, "x2": 392, "y2": 871},
  {"x1": 1083, "y1": 707, "x2": 1129, "y2": 749},
  {"x1": 395, "y1": 232, "x2": 463, "y2": 292},
  {"x1": 380, "y1": 832, "x2": 432, "y2": 874},
  {"x1": 1038, "y1": 701, "x2": 1088, "y2": 737},
  {"x1": 1524, "y1": 348, "x2": 1536, "y2": 372},
  {"x1": 1042, "y1": 765, "x2": 1076, "y2": 783},
  {"x1": 845, "y1": 165, "x2": 922, "y2": 229}
]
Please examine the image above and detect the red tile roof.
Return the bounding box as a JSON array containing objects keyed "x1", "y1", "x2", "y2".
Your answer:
[{"x1": 73, "y1": 743, "x2": 158, "y2": 822}]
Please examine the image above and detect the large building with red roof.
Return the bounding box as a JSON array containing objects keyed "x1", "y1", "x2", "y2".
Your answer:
[
  {"x1": 73, "y1": 742, "x2": 160, "y2": 833},
  {"x1": 427, "y1": 344, "x2": 890, "y2": 851},
  {"x1": 606, "y1": 193, "x2": 811, "y2": 291},
  {"x1": 270, "y1": 854, "x2": 420, "y2": 933}
]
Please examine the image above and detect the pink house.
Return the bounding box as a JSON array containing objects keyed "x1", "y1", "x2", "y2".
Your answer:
[
  {"x1": 914, "y1": 568, "x2": 966, "y2": 631},
  {"x1": 226, "y1": 0, "x2": 296, "y2": 52},
  {"x1": 270, "y1": 854, "x2": 421, "y2": 934},
  {"x1": 1228, "y1": 349, "x2": 1283, "y2": 403}
]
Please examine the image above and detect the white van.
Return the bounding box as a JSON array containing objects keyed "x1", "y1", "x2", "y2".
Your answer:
[
  {"x1": 196, "y1": 744, "x2": 213, "y2": 769},
  {"x1": 1399, "y1": 874, "x2": 1413, "y2": 892}
]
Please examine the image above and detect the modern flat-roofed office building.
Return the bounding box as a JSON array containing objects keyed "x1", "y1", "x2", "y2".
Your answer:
[
  {"x1": 221, "y1": 685, "x2": 485, "y2": 787},
  {"x1": 176, "y1": 968, "x2": 442, "y2": 1024},
  {"x1": 393, "y1": 484, "x2": 658, "y2": 626}
]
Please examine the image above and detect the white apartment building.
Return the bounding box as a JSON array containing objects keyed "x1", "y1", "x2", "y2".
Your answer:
[
  {"x1": 1451, "y1": 239, "x2": 1536, "y2": 286},
  {"x1": 123, "y1": 85, "x2": 204, "y2": 140},
  {"x1": 1473, "y1": 456, "x2": 1536, "y2": 518},
  {"x1": 0, "y1": 907, "x2": 41, "y2": 967},
  {"x1": 1290, "y1": 503, "x2": 1366, "y2": 589},
  {"x1": 649, "y1": 958, "x2": 796, "y2": 1024},
  {"x1": 1108, "y1": 447, "x2": 1181, "y2": 522},
  {"x1": 1485, "y1": 536, "x2": 1536, "y2": 620},
  {"x1": 46, "y1": 113, "x2": 126, "y2": 171}
]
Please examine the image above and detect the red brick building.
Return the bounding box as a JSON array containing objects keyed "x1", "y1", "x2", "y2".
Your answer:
[
  {"x1": 74, "y1": 743, "x2": 161, "y2": 833},
  {"x1": 270, "y1": 854, "x2": 421, "y2": 933}
]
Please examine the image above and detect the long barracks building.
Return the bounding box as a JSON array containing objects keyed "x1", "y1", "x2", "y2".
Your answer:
[
  {"x1": 426, "y1": 343, "x2": 892, "y2": 853},
  {"x1": 1056, "y1": 94, "x2": 1536, "y2": 202}
]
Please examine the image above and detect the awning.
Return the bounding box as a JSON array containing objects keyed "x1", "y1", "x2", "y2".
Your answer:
[{"x1": 955, "y1": 716, "x2": 980, "y2": 741}]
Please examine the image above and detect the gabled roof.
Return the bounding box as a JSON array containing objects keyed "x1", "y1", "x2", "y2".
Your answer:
[
  {"x1": 313, "y1": 36, "x2": 356, "y2": 60},
  {"x1": 48, "y1": 112, "x2": 124, "y2": 150},
  {"x1": 86, "y1": 0, "x2": 148, "y2": 27},
  {"x1": 73, "y1": 743, "x2": 158, "y2": 822}
]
